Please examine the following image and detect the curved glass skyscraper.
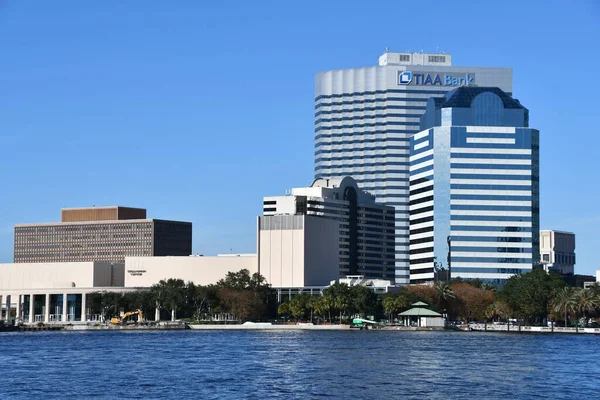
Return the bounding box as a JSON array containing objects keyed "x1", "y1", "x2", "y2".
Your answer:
[
  {"x1": 409, "y1": 87, "x2": 539, "y2": 284},
  {"x1": 314, "y1": 51, "x2": 512, "y2": 284}
]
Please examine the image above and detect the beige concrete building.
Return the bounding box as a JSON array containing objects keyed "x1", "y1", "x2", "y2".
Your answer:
[
  {"x1": 257, "y1": 215, "x2": 339, "y2": 287},
  {"x1": 14, "y1": 206, "x2": 192, "y2": 264},
  {"x1": 540, "y1": 230, "x2": 576, "y2": 275}
]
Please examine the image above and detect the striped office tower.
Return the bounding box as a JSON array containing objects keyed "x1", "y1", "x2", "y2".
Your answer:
[
  {"x1": 315, "y1": 51, "x2": 512, "y2": 284},
  {"x1": 409, "y1": 87, "x2": 539, "y2": 284}
]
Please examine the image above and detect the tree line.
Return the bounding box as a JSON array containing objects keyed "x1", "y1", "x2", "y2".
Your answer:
[
  {"x1": 277, "y1": 284, "x2": 378, "y2": 323},
  {"x1": 382, "y1": 269, "x2": 600, "y2": 326},
  {"x1": 87, "y1": 269, "x2": 276, "y2": 322},
  {"x1": 88, "y1": 267, "x2": 600, "y2": 326}
]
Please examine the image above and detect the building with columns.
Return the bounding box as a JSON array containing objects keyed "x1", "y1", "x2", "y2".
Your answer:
[{"x1": 0, "y1": 262, "x2": 127, "y2": 324}]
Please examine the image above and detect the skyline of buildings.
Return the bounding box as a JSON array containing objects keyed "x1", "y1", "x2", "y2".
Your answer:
[
  {"x1": 409, "y1": 86, "x2": 539, "y2": 284},
  {"x1": 0, "y1": 50, "x2": 589, "y2": 283},
  {"x1": 313, "y1": 50, "x2": 513, "y2": 284}
]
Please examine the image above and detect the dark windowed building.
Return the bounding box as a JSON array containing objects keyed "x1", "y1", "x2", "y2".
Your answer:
[
  {"x1": 14, "y1": 206, "x2": 192, "y2": 264},
  {"x1": 262, "y1": 177, "x2": 396, "y2": 281}
]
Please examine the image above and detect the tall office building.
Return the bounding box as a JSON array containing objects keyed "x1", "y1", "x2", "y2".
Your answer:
[
  {"x1": 314, "y1": 51, "x2": 512, "y2": 284},
  {"x1": 409, "y1": 87, "x2": 539, "y2": 284},
  {"x1": 14, "y1": 206, "x2": 192, "y2": 264},
  {"x1": 262, "y1": 177, "x2": 396, "y2": 281}
]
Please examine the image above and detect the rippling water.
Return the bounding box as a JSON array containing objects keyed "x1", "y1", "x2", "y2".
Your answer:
[{"x1": 0, "y1": 330, "x2": 597, "y2": 399}]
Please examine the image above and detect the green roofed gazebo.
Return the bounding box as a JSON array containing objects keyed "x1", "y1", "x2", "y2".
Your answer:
[{"x1": 398, "y1": 302, "x2": 444, "y2": 327}]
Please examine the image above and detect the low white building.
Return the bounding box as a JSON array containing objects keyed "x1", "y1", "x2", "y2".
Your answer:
[
  {"x1": 0, "y1": 261, "x2": 126, "y2": 324},
  {"x1": 540, "y1": 230, "x2": 576, "y2": 275},
  {"x1": 124, "y1": 254, "x2": 258, "y2": 288}
]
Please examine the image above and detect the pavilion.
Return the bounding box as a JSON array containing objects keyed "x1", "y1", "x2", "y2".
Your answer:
[{"x1": 398, "y1": 301, "x2": 445, "y2": 328}]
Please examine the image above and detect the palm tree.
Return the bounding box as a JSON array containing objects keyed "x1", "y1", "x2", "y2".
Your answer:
[
  {"x1": 382, "y1": 296, "x2": 396, "y2": 322},
  {"x1": 573, "y1": 289, "x2": 599, "y2": 327},
  {"x1": 319, "y1": 296, "x2": 333, "y2": 323},
  {"x1": 435, "y1": 282, "x2": 455, "y2": 317},
  {"x1": 481, "y1": 283, "x2": 497, "y2": 292},
  {"x1": 485, "y1": 301, "x2": 510, "y2": 322},
  {"x1": 552, "y1": 287, "x2": 576, "y2": 327}
]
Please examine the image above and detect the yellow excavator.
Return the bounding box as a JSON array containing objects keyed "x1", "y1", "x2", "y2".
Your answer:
[{"x1": 110, "y1": 309, "x2": 144, "y2": 325}]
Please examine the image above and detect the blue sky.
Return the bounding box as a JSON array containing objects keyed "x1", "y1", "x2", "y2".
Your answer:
[{"x1": 1, "y1": 1, "x2": 599, "y2": 275}]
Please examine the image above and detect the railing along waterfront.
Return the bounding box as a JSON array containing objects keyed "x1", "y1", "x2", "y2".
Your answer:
[{"x1": 468, "y1": 323, "x2": 600, "y2": 334}]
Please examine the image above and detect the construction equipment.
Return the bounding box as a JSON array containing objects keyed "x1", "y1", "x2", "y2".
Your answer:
[{"x1": 110, "y1": 309, "x2": 144, "y2": 325}]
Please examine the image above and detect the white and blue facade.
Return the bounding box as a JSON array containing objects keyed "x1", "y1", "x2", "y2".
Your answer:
[
  {"x1": 409, "y1": 87, "x2": 539, "y2": 284},
  {"x1": 314, "y1": 52, "x2": 512, "y2": 284}
]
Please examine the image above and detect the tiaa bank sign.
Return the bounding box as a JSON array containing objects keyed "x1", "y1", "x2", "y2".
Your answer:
[{"x1": 398, "y1": 71, "x2": 475, "y2": 86}]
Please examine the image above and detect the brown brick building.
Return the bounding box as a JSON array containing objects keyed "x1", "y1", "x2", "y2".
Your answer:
[{"x1": 14, "y1": 206, "x2": 192, "y2": 263}]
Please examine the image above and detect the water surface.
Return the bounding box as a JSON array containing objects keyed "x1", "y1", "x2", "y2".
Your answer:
[{"x1": 0, "y1": 330, "x2": 597, "y2": 399}]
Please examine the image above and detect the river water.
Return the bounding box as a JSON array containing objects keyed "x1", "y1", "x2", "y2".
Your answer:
[{"x1": 0, "y1": 330, "x2": 597, "y2": 399}]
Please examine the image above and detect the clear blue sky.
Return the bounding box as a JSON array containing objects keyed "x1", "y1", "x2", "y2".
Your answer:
[{"x1": 1, "y1": 1, "x2": 599, "y2": 275}]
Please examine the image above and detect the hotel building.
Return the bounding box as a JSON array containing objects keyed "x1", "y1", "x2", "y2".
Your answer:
[
  {"x1": 409, "y1": 87, "x2": 539, "y2": 284},
  {"x1": 262, "y1": 177, "x2": 396, "y2": 281}
]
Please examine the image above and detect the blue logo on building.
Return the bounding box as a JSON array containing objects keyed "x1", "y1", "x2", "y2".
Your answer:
[
  {"x1": 398, "y1": 71, "x2": 474, "y2": 86},
  {"x1": 398, "y1": 71, "x2": 412, "y2": 85}
]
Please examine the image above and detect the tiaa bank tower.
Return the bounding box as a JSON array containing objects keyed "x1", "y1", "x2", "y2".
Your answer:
[{"x1": 314, "y1": 51, "x2": 512, "y2": 284}]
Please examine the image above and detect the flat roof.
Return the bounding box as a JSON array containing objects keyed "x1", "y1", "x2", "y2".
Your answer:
[
  {"x1": 61, "y1": 206, "x2": 145, "y2": 211},
  {"x1": 15, "y1": 219, "x2": 191, "y2": 227},
  {"x1": 541, "y1": 229, "x2": 575, "y2": 235}
]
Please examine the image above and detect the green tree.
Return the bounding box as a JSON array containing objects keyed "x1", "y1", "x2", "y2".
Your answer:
[
  {"x1": 485, "y1": 301, "x2": 510, "y2": 322},
  {"x1": 350, "y1": 286, "x2": 377, "y2": 318},
  {"x1": 551, "y1": 286, "x2": 576, "y2": 327},
  {"x1": 318, "y1": 296, "x2": 334, "y2": 323},
  {"x1": 498, "y1": 269, "x2": 566, "y2": 324},
  {"x1": 101, "y1": 291, "x2": 123, "y2": 321},
  {"x1": 481, "y1": 283, "x2": 497, "y2": 292},
  {"x1": 434, "y1": 282, "x2": 456, "y2": 317},
  {"x1": 573, "y1": 288, "x2": 598, "y2": 327},
  {"x1": 307, "y1": 296, "x2": 320, "y2": 323},
  {"x1": 277, "y1": 302, "x2": 291, "y2": 321},
  {"x1": 217, "y1": 269, "x2": 275, "y2": 319},
  {"x1": 323, "y1": 283, "x2": 351, "y2": 323},
  {"x1": 293, "y1": 294, "x2": 312, "y2": 321},
  {"x1": 218, "y1": 288, "x2": 264, "y2": 322},
  {"x1": 151, "y1": 278, "x2": 186, "y2": 321},
  {"x1": 188, "y1": 283, "x2": 219, "y2": 321}
]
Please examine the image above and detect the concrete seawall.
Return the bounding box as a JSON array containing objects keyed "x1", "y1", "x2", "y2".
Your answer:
[{"x1": 188, "y1": 323, "x2": 349, "y2": 330}]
